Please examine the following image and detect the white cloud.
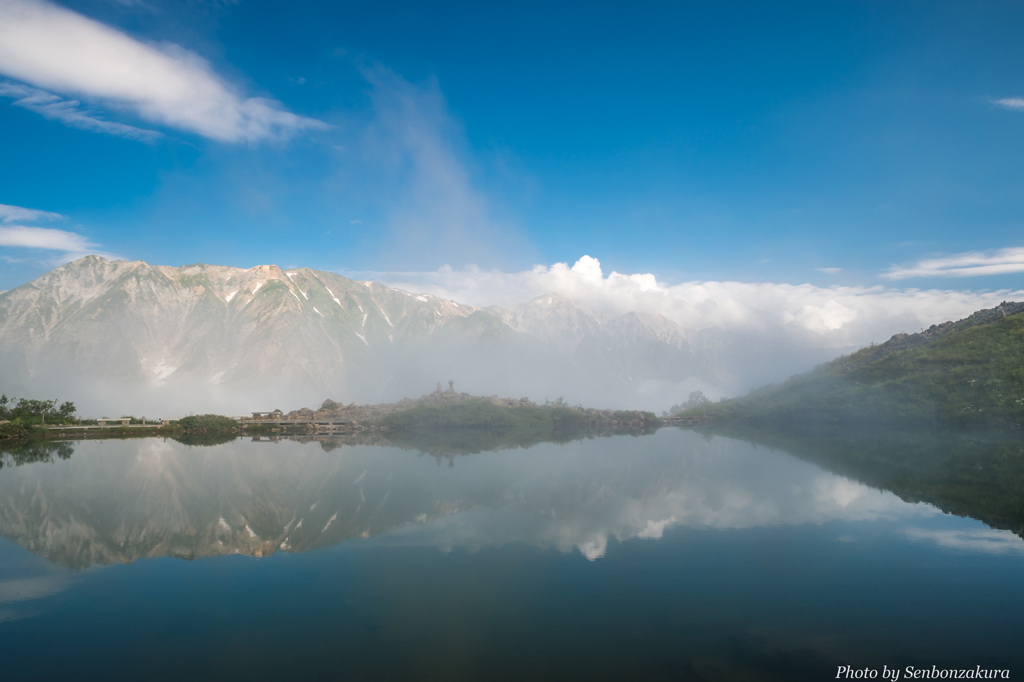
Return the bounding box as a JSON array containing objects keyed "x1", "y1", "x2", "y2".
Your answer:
[
  {"x1": 817, "y1": 267, "x2": 842, "y2": 275},
  {"x1": 904, "y1": 527, "x2": 1024, "y2": 554},
  {"x1": 0, "y1": 202, "x2": 63, "y2": 224},
  {"x1": 0, "y1": 204, "x2": 118, "y2": 265},
  {"x1": 352, "y1": 255, "x2": 1024, "y2": 349},
  {"x1": 0, "y1": 0, "x2": 326, "y2": 142},
  {"x1": 883, "y1": 247, "x2": 1024, "y2": 280},
  {"x1": 0, "y1": 576, "x2": 70, "y2": 605},
  {"x1": 369, "y1": 431, "x2": 934, "y2": 561},
  {"x1": 0, "y1": 225, "x2": 97, "y2": 252},
  {"x1": 0, "y1": 80, "x2": 160, "y2": 141},
  {"x1": 993, "y1": 97, "x2": 1024, "y2": 112}
]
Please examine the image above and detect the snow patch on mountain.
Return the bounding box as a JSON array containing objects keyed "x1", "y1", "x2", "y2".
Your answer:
[{"x1": 144, "y1": 357, "x2": 178, "y2": 384}]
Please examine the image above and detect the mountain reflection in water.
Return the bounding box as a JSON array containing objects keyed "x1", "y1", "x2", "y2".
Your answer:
[
  {"x1": 0, "y1": 430, "x2": 936, "y2": 568},
  {"x1": 1, "y1": 429, "x2": 1023, "y2": 681}
]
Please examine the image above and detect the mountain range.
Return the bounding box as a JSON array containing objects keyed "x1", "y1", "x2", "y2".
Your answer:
[{"x1": 0, "y1": 256, "x2": 761, "y2": 415}]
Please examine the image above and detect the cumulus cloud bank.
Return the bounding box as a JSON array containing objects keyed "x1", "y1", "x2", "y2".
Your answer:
[
  {"x1": 361, "y1": 255, "x2": 1024, "y2": 349},
  {"x1": 0, "y1": 0, "x2": 326, "y2": 142}
]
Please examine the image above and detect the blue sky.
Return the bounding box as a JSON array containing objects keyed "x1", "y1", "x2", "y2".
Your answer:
[{"x1": 1, "y1": 0, "x2": 1023, "y2": 297}]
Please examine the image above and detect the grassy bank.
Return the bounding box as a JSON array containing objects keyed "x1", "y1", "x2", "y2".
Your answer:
[{"x1": 696, "y1": 306, "x2": 1024, "y2": 429}]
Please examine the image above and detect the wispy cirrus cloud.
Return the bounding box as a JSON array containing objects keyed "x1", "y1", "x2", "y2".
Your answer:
[
  {"x1": 0, "y1": 225, "x2": 100, "y2": 252},
  {"x1": 0, "y1": 80, "x2": 160, "y2": 141},
  {"x1": 0, "y1": 203, "x2": 63, "y2": 224},
  {"x1": 993, "y1": 97, "x2": 1024, "y2": 112},
  {"x1": 358, "y1": 64, "x2": 528, "y2": 269},
  {"x1": 883, "y1": 247, "x2": 1024, "y2": 280},
  {"x1": 0, "y1": 0, "x2": 326, "y2": 142},
  {"x1": 0, "y1": 203, "x2": 118, "y2": 265}
]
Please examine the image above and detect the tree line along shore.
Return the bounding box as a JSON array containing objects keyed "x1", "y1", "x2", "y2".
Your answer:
[{"x1": 0, "y1": 391, "x2": 662, "y2": 447}]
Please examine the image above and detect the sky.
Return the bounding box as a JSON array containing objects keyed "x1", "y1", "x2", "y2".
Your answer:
[{"x1": 1, "y1": 0, "x2": 1023, "y2": 326}]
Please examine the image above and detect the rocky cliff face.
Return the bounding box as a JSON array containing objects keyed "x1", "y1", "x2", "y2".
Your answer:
[{"x1": 0, "y1": 257, "x2": 723, "y2": 414}]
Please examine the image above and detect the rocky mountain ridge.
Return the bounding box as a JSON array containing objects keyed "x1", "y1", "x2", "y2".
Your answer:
[
  {"x1": 856, "y1": 301, "x2": 1024, "y2": 365},
  {"x1": 0, "y1": 256, "x2": 722, "y2": 414}
]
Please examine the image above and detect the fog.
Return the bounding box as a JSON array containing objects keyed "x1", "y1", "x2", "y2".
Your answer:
[{"x1": 1, "y1": 253, "x2": 1021, "y2": 418}]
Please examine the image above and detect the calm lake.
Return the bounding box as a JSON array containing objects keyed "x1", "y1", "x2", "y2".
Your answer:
[{"x1": 1, "y1": 428, "x2": 1022, "y2": 680}]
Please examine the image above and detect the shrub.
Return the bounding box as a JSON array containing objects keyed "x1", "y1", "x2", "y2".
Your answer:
[{"x1": 177, "y1": 414, "x2": 238, "y2": 433}]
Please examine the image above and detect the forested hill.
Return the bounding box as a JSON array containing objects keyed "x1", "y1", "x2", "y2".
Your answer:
[{"x1": 705, "y1": 302, "x2": 1024, "y2": 428}]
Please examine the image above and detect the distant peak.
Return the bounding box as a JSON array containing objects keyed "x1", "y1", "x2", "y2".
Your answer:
[
  {"x1": 527, "y1": 292, "x2": 575, "y2": 306},
  {"x1": 248, "y1": 263, "x2": 286, "y2": 275},
  {"x1": 67, "y1": 254, "x2": 111, "y2": 266}
]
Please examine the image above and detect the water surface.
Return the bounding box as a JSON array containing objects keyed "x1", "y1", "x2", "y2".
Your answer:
[{"x1": 1, "y1": 429, "x2": 1022, "y2": 680}]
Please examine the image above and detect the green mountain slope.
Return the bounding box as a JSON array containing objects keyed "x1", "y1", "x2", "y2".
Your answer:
[{"x1": 707, "y1": 302, "x2": 1024, "y2": 428}]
